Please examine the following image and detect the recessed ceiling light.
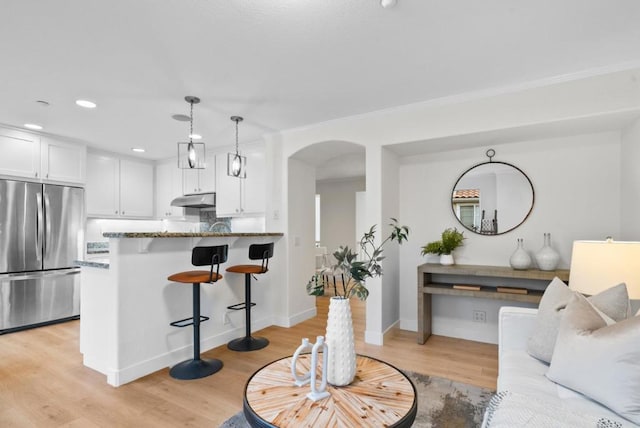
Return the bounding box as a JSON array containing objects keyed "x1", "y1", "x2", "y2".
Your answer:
[
  {"x1": 76, "y1": 99, "x2": 97, "y2": 109},
  {"x1": 24, "y1": 123, "x2": 43, "y2": 130},
  {"x1": 189, "y1": 134, "x2": 202, "y2": 140},
  {"x1": 131, "y1": 148, "x2": 145, "y2": 153}
]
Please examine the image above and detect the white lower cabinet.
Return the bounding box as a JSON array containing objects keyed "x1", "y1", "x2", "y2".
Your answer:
[
  {"x1": 86, "y1": 153, "x2": 153, "y2": 218},
  {"x1": 214, "y1": 148, "x2": 265, "y2": 217}
]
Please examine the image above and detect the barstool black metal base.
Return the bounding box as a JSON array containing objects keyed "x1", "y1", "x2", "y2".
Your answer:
[
  {"x1": 227, "y1": 336, "x2": 269, "y2": 352},
  {"x1": 169, "y1": 357, "x2": 223, "y2": 380}
]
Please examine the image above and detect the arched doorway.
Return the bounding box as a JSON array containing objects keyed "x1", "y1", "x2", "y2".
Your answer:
[{"x1": 288, "y1": 141, "x2": 366, "y2": 334}]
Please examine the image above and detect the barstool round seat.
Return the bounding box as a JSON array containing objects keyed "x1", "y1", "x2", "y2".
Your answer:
[
  {"x1": 168, "y1": 271, "x2": 223, "y2": 284},
  {"x1": 226, "y1": 265, "x2": 267, "y2": 275}
]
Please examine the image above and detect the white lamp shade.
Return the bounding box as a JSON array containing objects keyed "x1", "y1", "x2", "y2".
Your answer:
[{"x1": 569, "y1": 240, "x2": 640, "y2": 299}]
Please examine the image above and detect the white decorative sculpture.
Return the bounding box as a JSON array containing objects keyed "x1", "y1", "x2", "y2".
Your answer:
[{"x1": 291, "y1": 336, "x2": 330, "y2": 402}]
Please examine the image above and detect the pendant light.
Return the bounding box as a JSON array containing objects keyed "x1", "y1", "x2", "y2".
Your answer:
[
  {"x1": 227, "y1": 115, "x2": 246, "y2": 178},
  {"x1": 177, "y1": 96, "x2": 205, "y2": 169}
]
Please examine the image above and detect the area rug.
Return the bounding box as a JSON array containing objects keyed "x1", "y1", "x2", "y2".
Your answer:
[{"x1": 220, "y1": 370, "x2": 493, "y2": 427}]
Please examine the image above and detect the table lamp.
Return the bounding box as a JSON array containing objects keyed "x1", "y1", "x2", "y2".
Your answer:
[{"x1": 569, "y1": 240, "x2": 640, "y2": 300}]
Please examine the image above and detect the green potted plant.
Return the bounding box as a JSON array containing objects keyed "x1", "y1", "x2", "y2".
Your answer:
[
  {"x1": 306, "y1": 218, "x2": 409, "y2": 386},
  {"x1": 421, "y1": 227, "x2": 465, "y2": 265}
]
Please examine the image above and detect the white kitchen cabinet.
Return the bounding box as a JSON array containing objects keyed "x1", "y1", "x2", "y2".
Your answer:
[
  {"x1": 86, "y1": 154, "x2": 119, "y2": 216},
  {"x1": 86, "y1": 153, "x2": 153, "y2": 218},
  {"x1": 214, "y1": 148, "x2": 265, "y2": 217},
  {"x1": 120, "y1": 159, "x2": 154, "y2": 217},
  {"x1": 155, "y1": 161, "x2": 184, "y2": 218},
  {"x1": 0, "y1": 128, "x2": 41, "y2": 179},
  {"x1": 181, "y1": 154, "x2": 215, "y2": 195},
  {"x1": 0, "y1": 127, "x2": 86, "y2": 184},
  {"x1": 40, "y1": 137, "x2": 86, "y2": 184}
]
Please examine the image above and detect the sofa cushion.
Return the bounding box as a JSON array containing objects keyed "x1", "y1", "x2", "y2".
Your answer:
[
  {"x1": 483, "y1": 390, "x2": 636, "y2": 428},
  {"x1": 547, "y1": 293, "x2": 640, "y2": 425},
  {"x1": 526, "y1": 277, "x2": 629, "y2": 363}
]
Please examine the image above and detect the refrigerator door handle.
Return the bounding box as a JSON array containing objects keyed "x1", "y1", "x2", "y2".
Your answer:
[
  {"x1": 36, "y1": 192, "x2": 43, "y2": 262},
  {"x1": 44, "y1": 192, "x2": 52, "y2": 258},
  {"x1": 0, "y1": 268, "x2": 80, "y2": 282}
]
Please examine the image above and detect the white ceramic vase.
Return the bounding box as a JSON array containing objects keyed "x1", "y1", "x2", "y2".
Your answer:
[
  {"x1": 535, "y1": 233, "x2": 560, "y2": 271},
  {"x1": 325, "y1": 297, "x2": 356, "y2": 386},
  {"x1": 440, "y1": 254, "x2": 454, "y2": 265},
  {"x1": 509, "y1": 238, "x2": 532, "y2": 270}
]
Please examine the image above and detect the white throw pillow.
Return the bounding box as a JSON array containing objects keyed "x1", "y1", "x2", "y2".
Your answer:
[
  {"x1": 547, "y1": 293, "x2": 640, "y2": 425},
  {"x1": 526, "y1": 277, "x2": 629, "y2": 363}
]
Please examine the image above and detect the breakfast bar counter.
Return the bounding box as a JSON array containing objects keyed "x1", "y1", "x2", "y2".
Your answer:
[{"x1": 79, "y1": 232, "x2": 283, "y2": 386}]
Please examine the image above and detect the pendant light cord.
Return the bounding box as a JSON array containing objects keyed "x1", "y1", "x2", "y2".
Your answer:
[
  {"x1": 235, "y1": 119, "x2": 239, "y2": 155},
  {"x1": 189, "y1": 101, "x2": 194, "y2": 144}
]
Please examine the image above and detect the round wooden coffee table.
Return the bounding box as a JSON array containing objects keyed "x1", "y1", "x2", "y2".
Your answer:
[{"x1": 243, "y1": 354, "x2": 417, "y2": 427}]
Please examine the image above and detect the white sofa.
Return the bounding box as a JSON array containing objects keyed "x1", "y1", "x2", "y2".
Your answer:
[{"x1": 482, "y1": 306, "x2": 637, "y2": 427}]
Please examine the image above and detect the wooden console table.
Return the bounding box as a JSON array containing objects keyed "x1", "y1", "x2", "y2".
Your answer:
[
  {"x1": 417, "y1": 263, "x2": 569, "y2": 344},
  {"x1": 244, "y1": 354, "x2": 417, "y2": 427}
]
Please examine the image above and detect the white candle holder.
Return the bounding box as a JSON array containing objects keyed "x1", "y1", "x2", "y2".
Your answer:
[{"x1": 291, "y1": 336, "x2": 330, "y2": 402}]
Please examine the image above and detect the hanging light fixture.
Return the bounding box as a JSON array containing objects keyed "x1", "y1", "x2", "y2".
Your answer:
[
  {"x1": 227, "y1": 115, "x2": 246, "y2": 178},
  {"x1": 177, "y1": 96, "x2": 205, "y2": 169}
]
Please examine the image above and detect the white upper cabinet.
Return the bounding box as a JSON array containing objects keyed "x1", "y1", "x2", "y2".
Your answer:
[
  {"x1": 40, "y1": 137, "x2": 86, "y2": 184},
  {"x1": 86, "y1": 152, "x2": 154, "y2": 218},
  {"x1": 155, "y1": 161, "x2": 184, "y2": 218},
  {"x1": 181, "y1": 154, "x2": 215, "y2": 195},
  {"x1": 214, "y1": 147, "x2": 265, "y2": 217},
  {"x1": 0, "y1": 127, "x2": 86, "y2": 184},
  {"x1": 120, "y1": 159, "x2": 154, "y2": 217},
  {"x1": 86, "y1": 153, "x2": 119, "y2": 216},
  {"x1": 0, "y1": 128, "x2": 41, "y2": 179}
]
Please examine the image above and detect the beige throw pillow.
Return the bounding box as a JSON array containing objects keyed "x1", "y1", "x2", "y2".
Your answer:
[
  {"x1": 547, "y1": 293, "x2": 640, "y2": 425},
  {"x1": 526, "y1": 277, "x2": 629, "y2": 363}
]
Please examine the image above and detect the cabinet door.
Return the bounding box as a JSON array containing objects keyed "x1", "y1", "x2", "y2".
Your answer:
[
  {"x1": 86, "y1": 153, "x2": 119, "y2": 216},
  {"x1": 120, "y1": 159, "x2": 153, "y2": 217},
  {"x1": 242, "y1": 149, "x2": 265, "y2": 214},
  {"x1": 199, "y1": 154, "x2": 216, "y2": 193},
  {"x1": 0, "y1": 128, "x2": 40, "y2": 179},
  {"x1": 155, "y1": 161, "x2": 184, "y2": 218},
  {"x1": 215, "y1": 153, "x2": 241, "y2": 216},
  {"x1": 41, "y1": 137, "x2": 86, "y2": 184},
  {"x1": 182, "y1": 169, "x2": 200, "y2": 195}
]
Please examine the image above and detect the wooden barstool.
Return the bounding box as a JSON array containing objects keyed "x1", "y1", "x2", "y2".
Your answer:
[
  {"x1": 225, "y1": 242, "x2": 274, "y2": 352},
  {"x1": 167, "y1": 245, "x2": 228, "y2": 380}
]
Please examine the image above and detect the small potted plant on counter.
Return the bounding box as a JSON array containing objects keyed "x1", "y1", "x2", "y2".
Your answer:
[{"x1": 421, "y1": 227, "x2": 465, "y2": 265}]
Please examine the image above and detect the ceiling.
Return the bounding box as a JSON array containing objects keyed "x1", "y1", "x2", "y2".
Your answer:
[{"x1": 2, "y1": 0, "x2": 640, "y2": 161}]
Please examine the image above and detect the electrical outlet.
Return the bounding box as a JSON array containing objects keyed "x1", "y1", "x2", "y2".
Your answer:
[
  {"x1": 222, "y1": 313, "x2": 230, "y2": 325},
  {"x1": 473, "y1": 310, "x2": 486, "y2": 323}
]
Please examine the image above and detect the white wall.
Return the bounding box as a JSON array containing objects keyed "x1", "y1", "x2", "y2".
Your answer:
[
  {"x1": 267, "y1": 68, "x2": 639, "y2": 344},
  {"x1": 621, "y1": 118, "x2": 640, "y2": 240},
  {"x1": 285, "y1": 157, "x2": 319, "y2": 325},
  {"x1": 398, "y1": 131, "x2": 622, "y2": 343},
  {"x1": 316, "y1": 177, "x2": 366, "y2": 258}
]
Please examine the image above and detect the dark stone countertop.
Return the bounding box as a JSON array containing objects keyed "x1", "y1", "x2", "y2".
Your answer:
[{"x1": 75, "y1": 258, "x2": 110, "y2": 269}]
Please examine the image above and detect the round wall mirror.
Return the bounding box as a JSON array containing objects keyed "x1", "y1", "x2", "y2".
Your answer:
[{"x1": 451, "y1": 158, "x2": 534, "y2": 235}]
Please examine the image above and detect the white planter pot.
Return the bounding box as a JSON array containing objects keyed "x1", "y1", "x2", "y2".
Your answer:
[
  {"x1": 440, "y1": 254, "x2": 454, "y2": 265},
  {"x1": 325, "y1": 297, "x2": 356, "y2": 386}
]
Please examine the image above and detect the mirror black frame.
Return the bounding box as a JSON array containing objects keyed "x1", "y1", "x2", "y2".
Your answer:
[{"x1": 451, "y1": 160, "x2": 535, "y2": 236}]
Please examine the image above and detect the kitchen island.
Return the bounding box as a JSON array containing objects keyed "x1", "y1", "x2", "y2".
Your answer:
[{"x1": 78, "y1": 232, "x2": 284, "y2": 386}]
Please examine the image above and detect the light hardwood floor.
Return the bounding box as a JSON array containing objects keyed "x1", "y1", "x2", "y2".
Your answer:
[{"x1": 0, "y1": 297, "x2": 497, "y2": 427}]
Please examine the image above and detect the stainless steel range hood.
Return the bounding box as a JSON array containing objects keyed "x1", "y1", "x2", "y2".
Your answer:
[{"x1": 170, "y1": 192, "x2": 215, "y2": 208}]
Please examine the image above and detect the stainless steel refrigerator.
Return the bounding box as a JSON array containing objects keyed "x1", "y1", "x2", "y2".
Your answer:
[{"x1": 0, "y1": 179, "x2": 84, "y2": 334}]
